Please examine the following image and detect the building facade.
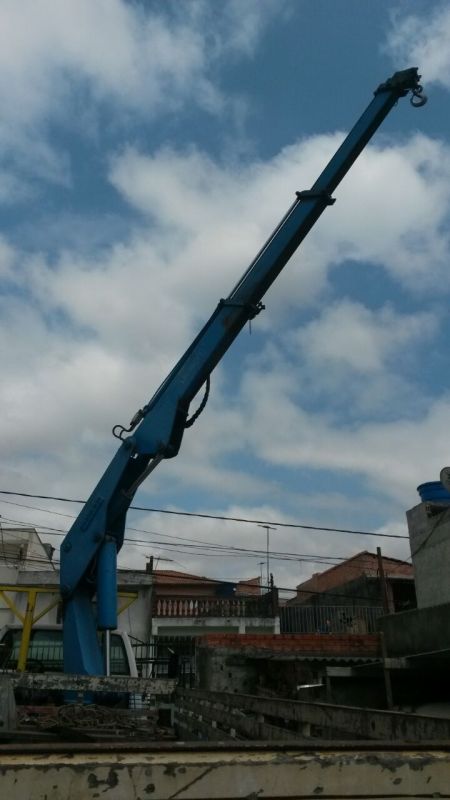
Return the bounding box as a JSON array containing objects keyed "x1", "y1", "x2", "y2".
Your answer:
[
  {"x1": 151, "y1": 569, "x2": 280, "y2": 636},
  {"x1": 288, "y1": 551, "x2": 415, "y2": 611}
]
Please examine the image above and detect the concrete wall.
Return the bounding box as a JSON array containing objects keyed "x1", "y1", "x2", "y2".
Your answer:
[
  {"x1": 115, "y1": 571, "x2": 153, "y2": 642},
  {"x1": 152, "y1": 615, "x2": 279, "y2": 636},
  {"x1": 0, "y1": 528, "x2": 55, "y2": 572},
  {"x1": 407, "y1": 502, "x2": 450, "y2": 608},
  {"x1": 379, "y1": 601, "x2": 450, "y2": 656},
  {"x1": 2, "y1": 744, "x2": 449, "y2": 799},
  {"x1": 195, "y1": 633, "x2": 381, "y2": 695},
  {"x1": 196, "y1": 645, "x2": 259, "y2": 694}
]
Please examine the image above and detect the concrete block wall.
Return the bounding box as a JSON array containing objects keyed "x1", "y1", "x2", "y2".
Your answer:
[
  {"x1": 195, "y1": 643, "x2": 258, "y2": 694},
  {"x1": 407, "y1": 502, "x2": 450, "y2": 608},
  {"x1": 380, "y1": 601, "x2": 450, "y2": 656},
  {"x1": 195, "y1": 633, "x2": 381, "y2": 694}
]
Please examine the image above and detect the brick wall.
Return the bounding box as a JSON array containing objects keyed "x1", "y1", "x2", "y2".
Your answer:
[
  {"x1": 291, "y1": 551, "x2": 414, "y2": 602},
  {"x1": 198, "y1": 632, "x2": 381, "y2": 657}
]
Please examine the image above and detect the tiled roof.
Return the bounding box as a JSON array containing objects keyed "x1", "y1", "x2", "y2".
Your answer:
[
  {"x1": 153, "y1": 569, "x2": 219, "y2": 585},
  {"x1": 292, "y1": 550, "x2": 413, "y2": 598},
  {"x1": 153, "y1": 570, "x2": 261, "y2": 593}
]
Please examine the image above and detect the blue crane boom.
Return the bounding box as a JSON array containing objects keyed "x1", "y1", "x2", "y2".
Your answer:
[{"x1": 60, "y1": 69, "x2": 426, "y2": 675}]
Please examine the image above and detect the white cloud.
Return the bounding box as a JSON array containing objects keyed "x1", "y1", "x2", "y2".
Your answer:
[
  {"x1": 386, "y1": 4, "x2": 450, "y2": 89},
  {"x1": 309, "y1": 134, "x2": 450, "y2": 289},
  {"x1": 299, "y1": 301, "x2": 437, "y2": 374},
  {"x1": 0, "y1": 0, "x2": 210, "y2": 121},
  {"x1": 108, "y1": 132, "x2": 450, "y2": 312},
  {"x1": 0, "y1": 236, "x2": 16, "y2": 278},
  {"x1": 4, "y1": 129, "x2": 448, "y2": 479},
  {"x1": 239, "y1": 356, "x2": 450, "y2": 508},
  {"x1": 4, "y1": 0, "x2": 442, "y2": 591},
  {"x1": 2, "y1": 121, "x2": 450, "y2": 586},
  {"x1": 0, "y1": 0, "x2": 281, "y2": 187}
]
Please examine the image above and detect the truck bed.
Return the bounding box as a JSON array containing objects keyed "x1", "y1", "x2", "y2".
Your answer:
[{"x1": 1, "y1": 740, "x2": 449, "y2": 799}]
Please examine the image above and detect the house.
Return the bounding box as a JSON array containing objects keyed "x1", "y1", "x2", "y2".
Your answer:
[
  {"x1": 0, "y1": 526, "x2": 56, "y2": 579},
  {"x1": 286, "y1": 551, "x2": 416, "y2": 613},
  {"x1": 379, "y1": 484, "x2": 450, "y2": 701},
  {"x1": 150, "y1": 568, "x2": 279, "y2": 636},
  {"x1": 0, "y1": 528, "x2": 153, "y2": 645}
]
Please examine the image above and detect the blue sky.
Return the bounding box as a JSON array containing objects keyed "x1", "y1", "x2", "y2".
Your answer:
[{"x1": 1, "y1": 0, "x2": 450, "y2": 595}]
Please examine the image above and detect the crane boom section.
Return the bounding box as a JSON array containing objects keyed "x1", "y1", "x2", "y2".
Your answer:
[{"x1": 60, "y1": 68, "x2": 426, "y2": 675}]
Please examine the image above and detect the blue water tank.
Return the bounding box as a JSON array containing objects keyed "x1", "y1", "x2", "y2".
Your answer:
[{"x1": 417, "y1": 481, "x2": 450, "y2": 503}]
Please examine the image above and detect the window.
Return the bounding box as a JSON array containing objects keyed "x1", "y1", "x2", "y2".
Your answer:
[{"x1": 0, "y1": 628, "x2": 130, "y2": 675}]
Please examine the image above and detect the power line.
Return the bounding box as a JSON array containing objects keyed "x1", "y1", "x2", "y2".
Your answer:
[
  {"x1": 0, "y1": 517, "x2": 412, "y2": 603},
  {"x1": 0, "y1": 507, "x2": 409, "y2": 571},
  {"x1": 0, "y1": 513, "x2": 352, "y2": 566},
  {"x1": 0, "y1": 497, "x2": 356, "y2": 556},
  {"x1": 0, "y1": 547, "x2": 391, "y2": 603},
  {"x1": 0, "y1": 490, "x2": 408, "y2": 539}
]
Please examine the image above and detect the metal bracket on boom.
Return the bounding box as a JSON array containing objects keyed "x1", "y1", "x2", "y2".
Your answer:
[
  {"x1": 112, "y1": 408, "x2": 147, "y2": 440},
  {"x1": 218, "y1": 299, "x2": 266, "y2": 320},
  {"x1": 296, "y1": 190, "x2": 336, "y2": 206}
]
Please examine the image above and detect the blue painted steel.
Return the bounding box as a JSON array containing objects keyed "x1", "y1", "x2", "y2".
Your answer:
[
  {"x1": 60, "y1": 69, "x2": 426, "y2": 675},
  {"x1": 417, "y1": 481, "x2": 450, "y2": 503},
  {"x1": 63, "y1": 585, "x2": 104, "y2": 675},
  {"x1": 97, "y1": 539, "x2": 118, "y2": 630}
]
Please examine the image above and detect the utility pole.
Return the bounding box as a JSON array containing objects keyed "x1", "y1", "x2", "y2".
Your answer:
[
  {"x1": 258, "y1": 561, "x2": 265, "y2": 594},
  {"x1": 376, "y1": 546, "x2": 394, "y2": 709},
  {"x1": 258, "y1": 525, "x2": 276, "y2": 590},
  {"x1": 376, "y1": 546, "x2": 390, "y2": 614}
]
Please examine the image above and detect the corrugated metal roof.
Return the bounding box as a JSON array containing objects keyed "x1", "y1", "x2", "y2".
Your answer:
[{"x1": 245, "y1": 654, "x2": 379, "y2": 664}]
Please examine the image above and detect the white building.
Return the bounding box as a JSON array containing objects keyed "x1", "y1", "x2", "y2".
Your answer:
[{"x1": 0, "y1": 527, "x2": 153, "y2": 643}]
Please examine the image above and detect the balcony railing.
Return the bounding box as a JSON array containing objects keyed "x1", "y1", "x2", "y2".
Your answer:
[
  {"x1": 280, "y1": 604, "x2": 383, "y2": 634},
  {"x1": 153, "y1": 592, "x2": 278, "y2": 619}
]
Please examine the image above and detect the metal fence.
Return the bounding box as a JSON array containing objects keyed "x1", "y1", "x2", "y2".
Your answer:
[
  {"x1": 280, "y1": 605, "x2": 383, "y2": 634},
  {"x1": 130, "y1": 635, "x2": 196, "y2": 687},
  {"x1": 0, "y1": 630, "x2": 196, "y2": 687}
]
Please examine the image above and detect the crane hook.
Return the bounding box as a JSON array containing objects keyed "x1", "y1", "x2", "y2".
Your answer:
[{"x1": 410, "y1": 85, "x2": 427, "y2": 107}]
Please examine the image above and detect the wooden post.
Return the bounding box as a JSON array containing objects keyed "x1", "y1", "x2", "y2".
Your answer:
[{"x1": 377, "y1": 547, "x2": 390, "y2": 614}]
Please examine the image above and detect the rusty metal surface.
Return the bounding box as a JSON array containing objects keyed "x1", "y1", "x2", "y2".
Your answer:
[
  {"x1": 17, "y1": 703, "x2": 159, "y2": 736},
  {"x1": 176, "y1": 688, "x2": 450, "y2": 742},
  {"x1": 0, "y1": 746, "x2": 450, "y2": 798}
]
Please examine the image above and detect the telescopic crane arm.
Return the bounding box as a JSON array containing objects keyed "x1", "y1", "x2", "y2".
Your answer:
[{"x1": 60, "y1": 68, "x2": 427, "y2": 675}]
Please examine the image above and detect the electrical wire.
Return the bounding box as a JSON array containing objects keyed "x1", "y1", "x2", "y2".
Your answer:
[
  {"x1": 0, "y1": 516, "x2": 352, "y2": 568},
  {"x1": 0, "y1": 490, "x2": 408, "y2": 539},
  {"x1": 0, "y1": 517, "x2": 412, "y2": 603},
  {"x1": 0, "y1": 510, "x2": 409, "y2": 575},
  {"x1": 1, "y1": 497, "x2": 364, "y2": 556},
  {"x1": 0, "y1": 546, "x2": 393, "y2": 603},
  {"x1": 0, "y1": 490, "x2": 410, "y2": 574}
]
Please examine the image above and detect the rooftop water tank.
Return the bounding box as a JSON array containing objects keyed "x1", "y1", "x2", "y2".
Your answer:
[{"x1": 417, "y1": 481, "x2": 450, "y2": 503}]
